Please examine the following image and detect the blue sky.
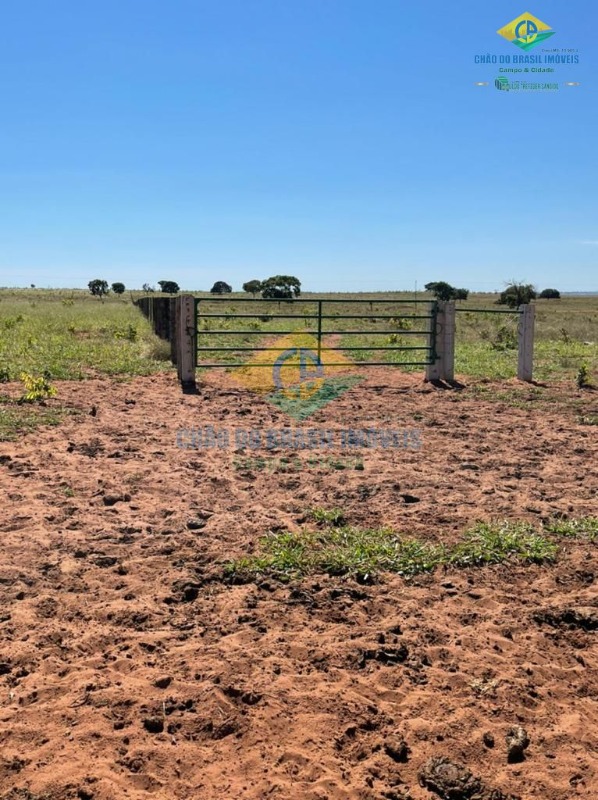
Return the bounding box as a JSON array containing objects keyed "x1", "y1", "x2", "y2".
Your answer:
[{"x1": 0, "y1": 1, "x2": 596, "y2": 292}]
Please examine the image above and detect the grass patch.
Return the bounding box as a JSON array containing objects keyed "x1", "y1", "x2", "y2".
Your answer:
[
  {"x1": 544, "y1": 516, "x2": 598, "y2": 541},
  {"x1": 309, "y1": 507, "x2": 346, "y2": 526},
  {"x1": 0, "y1": 397, "x2": 70, "y2": 441},
  {"x1": 0, "y1": 290, "x2": 171, "y2": 379},
  {"x1": 224, "y1": 519, "x2": 563, "y2": 583},
  {"x1": 226, "y1": 527, "x2": 444, "y2": 582},
  {"x1": 448, "y1": 521, "x2": 557, "y2": 566}
]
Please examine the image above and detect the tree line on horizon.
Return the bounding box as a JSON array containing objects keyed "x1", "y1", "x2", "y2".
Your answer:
[
  {"x1": 424, "y1": 281, "x2": 561, "y2": 307},
  {"x1": 87, "y1": 276, "x2": 561, "y2": 306},
  {"x1": 87, "y1": 275, "x2": 303, "y2": 300}
]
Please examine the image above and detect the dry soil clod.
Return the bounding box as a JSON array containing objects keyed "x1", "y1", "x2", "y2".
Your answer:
[{"x1": 505, "y1": 726, "x2": 530, "y2": 764}]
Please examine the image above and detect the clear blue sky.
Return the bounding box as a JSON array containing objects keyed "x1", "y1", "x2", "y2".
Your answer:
[{"x1": 0, "y1": 1, "x2": 596, "y2": 292}]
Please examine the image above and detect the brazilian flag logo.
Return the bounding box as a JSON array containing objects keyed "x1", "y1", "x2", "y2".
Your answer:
[{"x1": 497, "y1": 12, "x2": 555, "y2": 51}]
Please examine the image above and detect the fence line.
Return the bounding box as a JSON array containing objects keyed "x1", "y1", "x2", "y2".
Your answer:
[{"x1": 135, "y1": 296, "x2": 536, "y2": 392}]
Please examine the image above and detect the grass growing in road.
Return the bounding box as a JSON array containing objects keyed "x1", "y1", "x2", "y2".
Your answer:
[{"x1": 224, "y1": 519, "x2": 574, "y2": 583}]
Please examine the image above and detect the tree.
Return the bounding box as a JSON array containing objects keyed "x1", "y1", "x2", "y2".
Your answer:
[
  {"x1": 261, "y1": 275, "x2": 301, "y2": 299},
  {"x1": 88, "y1": 279, "x2": 109, "y2": 298},
  {"x1": 539, "y1": 288, "x2": 561, "y2": 299},
  {"x1": 497, "y1": 283, "x2": 536, "y2": 308},
  {"x1": 242, "y1": 280, "x2": 262, "y2": 296},
  {"x1": 424, "y1": 281, "x2": 469, "y2": 301},
  {"x1": 158, "y1": 280, "x2": 180, "y2": 294},
  {"x1": 111, "y1": 282, "x2": 126, "y2": 294},
  {"x1": 210, "y1": 281, "x2": 232, "y2": 294},
  {"x1": 142, "y1": 283, "x2": 155, "y2": 292}
]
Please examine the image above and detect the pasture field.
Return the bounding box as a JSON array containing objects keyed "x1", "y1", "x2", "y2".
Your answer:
[
  {"x1": 0, "y1": 288, "x2": 597, "y2": 394},
  {"x1": 2, "y1": 288, "x2": 596, "y2": 441},
  {"x1": 0, "y1": 288, "x2": 597, "y2": 800}
]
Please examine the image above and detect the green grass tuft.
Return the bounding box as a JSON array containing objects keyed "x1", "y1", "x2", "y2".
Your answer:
[
  {"x1": 0, "y1": 397, "x2": 72, "y2": 441},
  {"x1": 224, "y1": 518, "x2": 568, "y2": 583},
  {"x1": 448, "y1": 521, "x2": 557, "y2": 566},
  {"x1": 543, "y1": 516, "x2": 598, "y2": 541},
  {"x1": 309, "y1": 507, "x2": 346, "y2": 526}
]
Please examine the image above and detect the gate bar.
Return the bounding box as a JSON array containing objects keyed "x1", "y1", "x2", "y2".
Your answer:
[
  {"x1": 196, "y1": 361, "x2": 433, "y2": 368},
  {"x1": 196, "y1": 345, "x2": 432, "y2": 352},
  {"x1": 196, "y1": 313, "x2": 434, "y2": 320}
]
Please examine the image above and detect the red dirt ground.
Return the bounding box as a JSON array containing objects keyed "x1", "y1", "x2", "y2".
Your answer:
[{"x1": 0, "y1": 371, "x2": 597, "y2": 800}]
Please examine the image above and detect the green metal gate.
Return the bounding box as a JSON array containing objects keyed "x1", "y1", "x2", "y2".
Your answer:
[{"x1": 193, "y1": 297, "x2": 438, "y2": 369}]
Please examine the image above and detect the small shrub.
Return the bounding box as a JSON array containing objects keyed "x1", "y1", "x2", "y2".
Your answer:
[
  {"x1": 576, "y1": 364, "x2": 591, "y2": 389},
  {"x1": 0, "y1": 368, "x2": 10, "y2": 383},
  {"x1": 19, "y1": 373, "x2": 57, "y2": 403},
  {"x1": 497, "y1": 283, "x2": 536, "y2": 308},
  {"x1": 490, "y1": 325, "x2": 517, "y2": 351},
  {"x1": 559, "y1": 327, "x2": 571, "y2": 344},
  {"x1": 114, "y1": 324, "x2": 138, "y2": 342}
]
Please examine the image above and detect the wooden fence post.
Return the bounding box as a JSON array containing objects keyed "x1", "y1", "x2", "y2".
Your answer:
[
  {"x1": 176, "y1": 295, "x2": 197, "y2": 393},
  {"x1": 517, "y1": 304, "x2": 535, "y2": 382}
]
